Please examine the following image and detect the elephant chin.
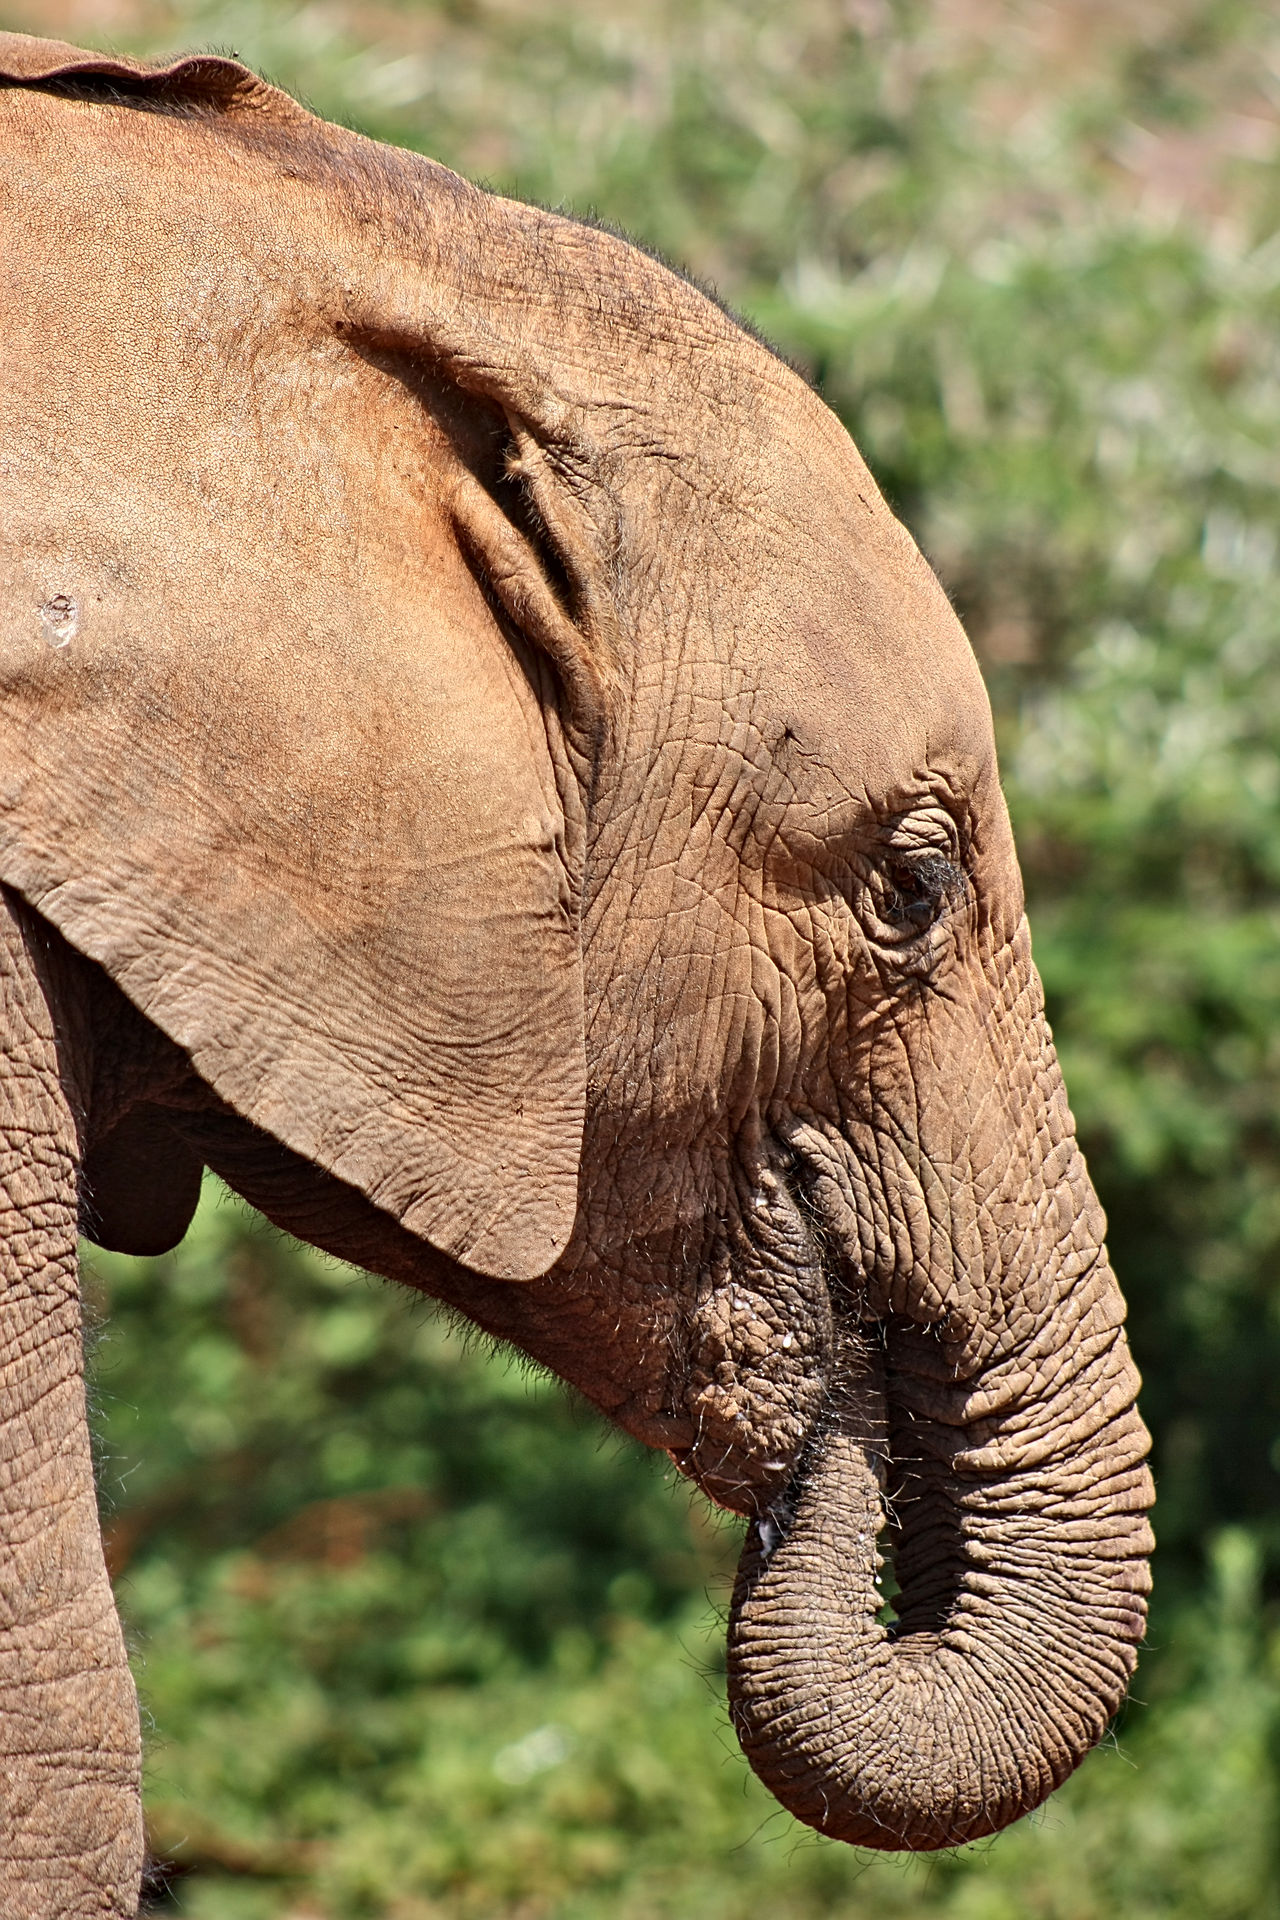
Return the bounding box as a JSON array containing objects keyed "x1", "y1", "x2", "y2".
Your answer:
[{"x1": 725, "y1": 1285, "x2": 1153, "y2": 1850}]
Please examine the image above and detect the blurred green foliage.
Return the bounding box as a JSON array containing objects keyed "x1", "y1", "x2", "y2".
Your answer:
[{"x1": 12, "y1": 0, "x2": 1280, "y2": 1909}]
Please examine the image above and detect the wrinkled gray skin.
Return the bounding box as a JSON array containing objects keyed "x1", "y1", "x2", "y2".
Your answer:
[{"x1": 0, "y1": 34, "x2": 1153, "y2": 1917}]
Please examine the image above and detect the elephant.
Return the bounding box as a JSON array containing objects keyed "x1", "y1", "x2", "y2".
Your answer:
[{"x1": 0, "y1": 30, "x2": 1154, "y2": 1918}]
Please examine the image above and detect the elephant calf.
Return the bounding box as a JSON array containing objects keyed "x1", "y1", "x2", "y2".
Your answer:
[{"x1": 0, "y1": 31, "x2": 1153, "y2": 1917}]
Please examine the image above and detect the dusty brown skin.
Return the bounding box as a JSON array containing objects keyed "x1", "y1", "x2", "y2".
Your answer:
[{"x1": 0, "y1": 33, "x2": 1153, "y2": 1917}]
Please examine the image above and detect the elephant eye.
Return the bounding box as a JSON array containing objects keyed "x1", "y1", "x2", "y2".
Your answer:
[{"x1": 881, "y1": 853, "x2": 961, "y2": 935}]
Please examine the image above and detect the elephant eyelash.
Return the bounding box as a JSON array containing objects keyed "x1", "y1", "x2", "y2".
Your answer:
[
  {"x1": 873, "y1": 853, "x2": 967, "y2": 943},
  {"x1": 884, "y1": 855, "x2": 958, "y2": 922}
]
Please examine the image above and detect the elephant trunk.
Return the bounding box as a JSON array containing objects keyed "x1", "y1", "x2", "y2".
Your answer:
[{"x1": 726, "y1": 1187, "x2": 1153, "y2": 1850}]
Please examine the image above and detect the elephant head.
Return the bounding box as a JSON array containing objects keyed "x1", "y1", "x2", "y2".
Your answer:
[{"x1": 0, "y1": 31, "x2": 1152, "y2": 1872}]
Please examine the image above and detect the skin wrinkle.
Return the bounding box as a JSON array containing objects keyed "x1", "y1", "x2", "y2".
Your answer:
[{"x1": 0, "y1": 34, "x2": 1154, "y2": 1904}]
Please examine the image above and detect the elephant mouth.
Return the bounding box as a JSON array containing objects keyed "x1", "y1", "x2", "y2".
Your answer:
[
  {"x1": 666, "y1": 1117, "x2": 959, "y2": 1616},
  {"x1": 666, "y1": 1437, "x2": 804, "y2": 1516},
  {"x1": 666, "y1": 1145, "x2": 845, "y2": 1516}
]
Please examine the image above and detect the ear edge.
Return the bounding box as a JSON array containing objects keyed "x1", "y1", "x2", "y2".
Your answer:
[{"x1": 0, "y1": 31, "x2": 303, "y2": 123}]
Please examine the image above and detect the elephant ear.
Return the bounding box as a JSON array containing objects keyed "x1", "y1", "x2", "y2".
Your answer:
[{"x1": 0, "y1": 43, "x2": 601, "y2": 1281}]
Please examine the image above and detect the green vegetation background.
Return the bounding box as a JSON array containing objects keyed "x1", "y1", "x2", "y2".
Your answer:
[{"x1": 8, "y1": 0, "x2": 1280, "y2": 1912}]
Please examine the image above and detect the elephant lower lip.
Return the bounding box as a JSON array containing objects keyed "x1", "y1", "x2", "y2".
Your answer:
[
  {"x1": 666, "y1": 1447, "x2": 741, "y2": 1509},
  {"x1": 667, "y1": 1442, "x2": 801, "y2": 1517},
  {"x1": 666, "y1": 1448, "x2": 739, "y2": 1513}
]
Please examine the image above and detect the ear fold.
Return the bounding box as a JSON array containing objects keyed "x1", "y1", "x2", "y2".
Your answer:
[{"x1": 0, "y1": 68, "x2": 597, "y2": 1281}]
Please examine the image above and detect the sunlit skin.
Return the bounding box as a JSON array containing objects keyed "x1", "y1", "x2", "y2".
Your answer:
[{"x1": 0, "y1": 33, "x2": 1151, "y2": 1916}]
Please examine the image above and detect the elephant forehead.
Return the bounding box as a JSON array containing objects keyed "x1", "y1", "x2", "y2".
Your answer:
[{"x1": 746, "y1": 410, "x2": 996, "y2": 811}]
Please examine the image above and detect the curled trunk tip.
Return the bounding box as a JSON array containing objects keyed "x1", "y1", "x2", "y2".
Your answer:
[{"x1": 727, "y1": 1322, "x2": 1153, "y2": 1851}]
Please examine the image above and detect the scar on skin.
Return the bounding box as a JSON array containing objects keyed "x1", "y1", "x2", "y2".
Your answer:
[{"x1": 40, "y1": 595, "x2": 78, "y2": 648}]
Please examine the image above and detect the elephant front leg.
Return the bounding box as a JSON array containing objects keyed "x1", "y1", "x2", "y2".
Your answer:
[{"x1": 0, "y1": 891, "x2": 142, "y2": 1917}]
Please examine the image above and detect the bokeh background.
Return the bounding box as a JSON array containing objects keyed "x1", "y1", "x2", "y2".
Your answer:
[{"x1": 5, "y1": 1, "x2": 1280, "y2": 1913}]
